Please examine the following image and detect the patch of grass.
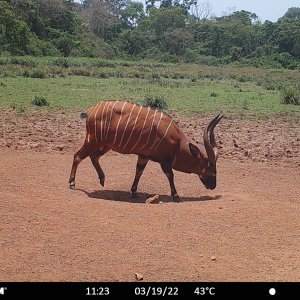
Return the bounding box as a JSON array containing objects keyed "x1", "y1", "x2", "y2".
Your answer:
[
  {"x1": 99, "y1": 72, "x2": 109, "y2": 79},
  {"x1": 30, "y1": 69, "x2": 47, "y2": 79},
  {"x1": 142, "y1": 95, "x2": 168, "y2": 111},
  {"x1": 31, "y1": 96, "x2": 49, "y2": 107},
  {"x1": 0, "y1": 76, "x2": 299, "y2": 117},
  {"x1": 0, "y1": 57, "x2": 300, "y2": 118},
  {"x1": 10, "y1": 102, "x2": 25, "y2": 113},
  {"x1": 281, "y1": 87, "x2": 300, "y2": 105}
]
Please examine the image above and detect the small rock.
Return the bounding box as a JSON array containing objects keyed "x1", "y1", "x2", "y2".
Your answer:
[
  {"x1": 211, "y1": 256, "x2": 217, "y2": 261},
  {"x1": 135, "y1": 273, "x2": 143, "y2": 281},
  {"x1": 233, "y1": 140, "x2": 238, "y2": 148},
  {"x1": 145, "y1": 194, "x2": 160, "y2": 204},
  {"x1": 29, "y1": 142, "x2": 41, "y2": 149},
  {"x1": 52, "y1": 145, "x2": 64, "y2": 151}
]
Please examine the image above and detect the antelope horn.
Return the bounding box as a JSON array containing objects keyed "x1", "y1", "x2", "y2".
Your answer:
[{"x1": 203, "y1": 114, "x2": 224, "y2": 164}]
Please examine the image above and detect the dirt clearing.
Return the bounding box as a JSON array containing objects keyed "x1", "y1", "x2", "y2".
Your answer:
[{"x1": 0, "y1": 111, "x2": 299, "y2": 281}]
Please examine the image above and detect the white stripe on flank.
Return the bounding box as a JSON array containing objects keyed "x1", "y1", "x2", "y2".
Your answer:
[
  {"x1": 87, "y1": 104, "x2": 98, "y2": 121},
  {"x1": 122, "y1": 106, "x2": 143, "y2": 150},
  {"x1": 100, "y1": 101, "x2": 109, "y2": 141},
  {"x1": 86, "y1": 105, "x2": 95, "y2": 115},
  {"x1": 86, "y1": 104, "x2": 98, "y2": 143},
  {"x1": 153, "y1": 118, "x2": 173, "y2": 151},
  {"x1": 130, "y1": 107, "x2": 151, "y2": 151},
  {"x1": 118, "y1": 104, "x2": 136, "y2": 148},
  {"x1": 149, "y1": 112, "x2": 163, "y2": 150},
  {"x1": 105, "y1": 101, "x2": 119, "y2": 139},
  {"x1": 94, "y1": 103, "x2": 103, "y2": 143},
  {"x1": 139, "y1": 109, "x2": 158, "y2": 151},
  {"x1": 102, "y1": 101, "x2": 111, "y2": 140},
  {"x1": 113, "y1": 102, "x2": 127, "y2": 144}
]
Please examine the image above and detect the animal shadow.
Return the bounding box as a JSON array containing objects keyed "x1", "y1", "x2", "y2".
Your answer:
[{"x1": 77, "y1": 189, "x2": 222, "y2": 203}]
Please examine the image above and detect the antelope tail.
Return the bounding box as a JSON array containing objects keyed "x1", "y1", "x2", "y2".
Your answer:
[{"x1": 80, "y1": 112, "x2": 88, "y2": 120}]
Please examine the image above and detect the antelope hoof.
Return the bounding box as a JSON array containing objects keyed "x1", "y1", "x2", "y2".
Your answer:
[
  {"x1": 99, "y1": 177, "x2": 105, "y2": 187},
  {"x1": 69, "y1": 181, "x2": 75, "y2": 189},
  {"x1": 173, "y1": 194, "x2": 183, "y2": 203}
]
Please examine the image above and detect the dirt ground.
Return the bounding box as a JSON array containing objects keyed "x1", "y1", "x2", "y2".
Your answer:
[{"x1": 0, "y1": 109, "x2": 299, "y2": 282}]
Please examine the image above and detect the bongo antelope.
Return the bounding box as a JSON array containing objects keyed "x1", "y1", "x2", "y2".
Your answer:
[{"x1": 69, "y1": 101, "x2": 223, "y2": 201}]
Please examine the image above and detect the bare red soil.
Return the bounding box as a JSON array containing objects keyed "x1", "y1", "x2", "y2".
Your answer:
[{"x1": 0, "y1": 110, "x2": 299, "y2": 282}]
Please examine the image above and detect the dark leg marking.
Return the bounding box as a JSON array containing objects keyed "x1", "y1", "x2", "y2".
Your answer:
[
  {"x1": 160, "y1": 161, "x2": 182, "y2": 202},
  {"x1": 131, "y1": 156, "x2": 149, "y2": 198},
  {"x1": 90, "y1": 146, "x2": 110, "y2": 187}
]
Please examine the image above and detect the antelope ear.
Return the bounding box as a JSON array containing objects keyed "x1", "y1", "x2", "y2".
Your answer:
[{"x1": 189, "y1": 143, "x2": 200, "y2": 158}]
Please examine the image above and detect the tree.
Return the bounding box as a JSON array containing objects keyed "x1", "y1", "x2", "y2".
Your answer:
[
  {"x1": 164, "y1": 28, "x2": 193, "y2": 55},
  {"x1": 0, "y1": 1, "x2": 32, "y2": 54},
  {"x1": 119, "y1": 29, "x2": 149, "y2": 55},
  {"x1": 218, "y1": 10, "x2": 258, "y2": 25},
  {"x1": 190, "y1": 0, "x2": 213, "y2": 22},
  {"x1": 141, "y1": 6, "x2": 186, "y2": 37},
  {"x1": 121, "y1": 0, "x2": 145, "y2": 29},
  {"x1": 281, "y1": 7, "x2": 300, "y2": 20},
  {"x1": 145, "y1": 0, "x2": 159, "y2": 12},
  {"x1": 277, "y1": 19, "x2": 300, "y2": 57},
  {"x1": 81, "y1": 0, "x2": 120, "y2": 39}
]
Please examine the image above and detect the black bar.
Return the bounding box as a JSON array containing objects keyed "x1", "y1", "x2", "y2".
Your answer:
[{"x1": 0, "y1": 282, "x2": 298, "y2": 298}]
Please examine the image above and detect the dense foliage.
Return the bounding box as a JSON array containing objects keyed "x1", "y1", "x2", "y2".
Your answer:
[{"x1": 0, "y1": 0, "x2": 299, "y2": 69}]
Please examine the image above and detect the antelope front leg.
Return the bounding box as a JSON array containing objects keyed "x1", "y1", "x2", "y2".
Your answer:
[
  {"x1": 160, "y1": 161, "x2": 182, "y2": 202},
  {"x1": 131, "y1": 156, "x2": 149, "y2": 198}
]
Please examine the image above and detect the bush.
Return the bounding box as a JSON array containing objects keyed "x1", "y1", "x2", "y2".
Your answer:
[
  {"x1": 142, "y1": 95, "x2": 168, "y2": 111},
  {"x1": 99, "y1": 72, "x2": 109, "y2": 78},
  {"x1": 51, "y1": 58, "x2": 70, "y2": 68},
  {"x1": 281, "y1": 87, "x2": 300, "y2": 105},
  {"x1": 31, "y1": 96, "x2": 49, "y2": 107},
  {"x1": 10, "y1": 57, "x2": 37, "y2": 67},
  {"x1": 30, "y1": 69, "x2": 47, "y2": 79}
]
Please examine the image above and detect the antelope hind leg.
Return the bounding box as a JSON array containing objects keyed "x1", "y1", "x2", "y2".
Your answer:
[{"x1": 90, "y1": 146, "x2": 110, "y2": 187}]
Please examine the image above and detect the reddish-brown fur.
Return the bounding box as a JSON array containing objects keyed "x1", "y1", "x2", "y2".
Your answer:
[{"x1": 69, "y1": 100, "x2": 223, "y2": 201}]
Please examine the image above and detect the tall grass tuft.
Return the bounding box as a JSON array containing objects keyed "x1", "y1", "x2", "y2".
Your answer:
[
  {"x1": 281, "y1": 87, "x2": 300, "y2": 105},
  {"x1": 31, "y1": 96, "x2": 49, "y2": 107},
  {"x1": 142, "y1": 95, "x2": 168, "y2": 111}
]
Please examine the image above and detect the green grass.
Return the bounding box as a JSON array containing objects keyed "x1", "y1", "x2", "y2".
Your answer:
[
  {"x1": 1, "y1": 76, "x2": 299, "y2": 117},
  {"x1": 0, "y1": 56, "x2": 299, "y2": 118}
]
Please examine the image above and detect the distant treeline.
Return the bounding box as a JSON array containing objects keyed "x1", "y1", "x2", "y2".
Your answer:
[{"x1": 0, "y1": 0, "x2": 299, "y2": 69}]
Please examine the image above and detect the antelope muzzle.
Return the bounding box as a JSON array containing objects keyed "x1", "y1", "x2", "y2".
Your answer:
[{"x1": 201, "y1": 176, "x2": 216, "y2": 190}]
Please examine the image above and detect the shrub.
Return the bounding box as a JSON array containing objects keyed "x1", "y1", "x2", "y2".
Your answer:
[
  {"x1": 31, "y1": 96, "x2": 49, "y2": 107},
  {"x1": 70, "y1": 68, "x2": 91, "y2": 76},
  {"x1": 281, "y1": 87, "x2": 300, "y2": 105},
  {"x1": 91, "y1": 60, "x2": 116, "y2": 68},
  {"x1": 30, "y1": 69, "x2": 47, "y2": 79},
  {"x1": 51, "y1": 58, "x2": 70, "y2": 68},
  {"x1": 10, "y1": 57, "x2": 37, "y2": 67},
  {"x1": 99, "y1": 72, "x2": 109, "y2": 78},
  {"x1": 142, "y1": 95, "x2": 168, "y2": 111}
]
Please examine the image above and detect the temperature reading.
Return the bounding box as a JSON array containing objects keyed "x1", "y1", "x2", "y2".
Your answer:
[{"x1": 194, "y1": 287, "x2": 215, "y2": 296}]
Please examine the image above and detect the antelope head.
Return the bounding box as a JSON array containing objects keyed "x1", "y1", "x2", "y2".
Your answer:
[
  {"x1": 200, "y1": 114, "x2": 223, "y2": 189},
  {"x1": 188, "y1": 115, "x2": 223, "y2": 190}
]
